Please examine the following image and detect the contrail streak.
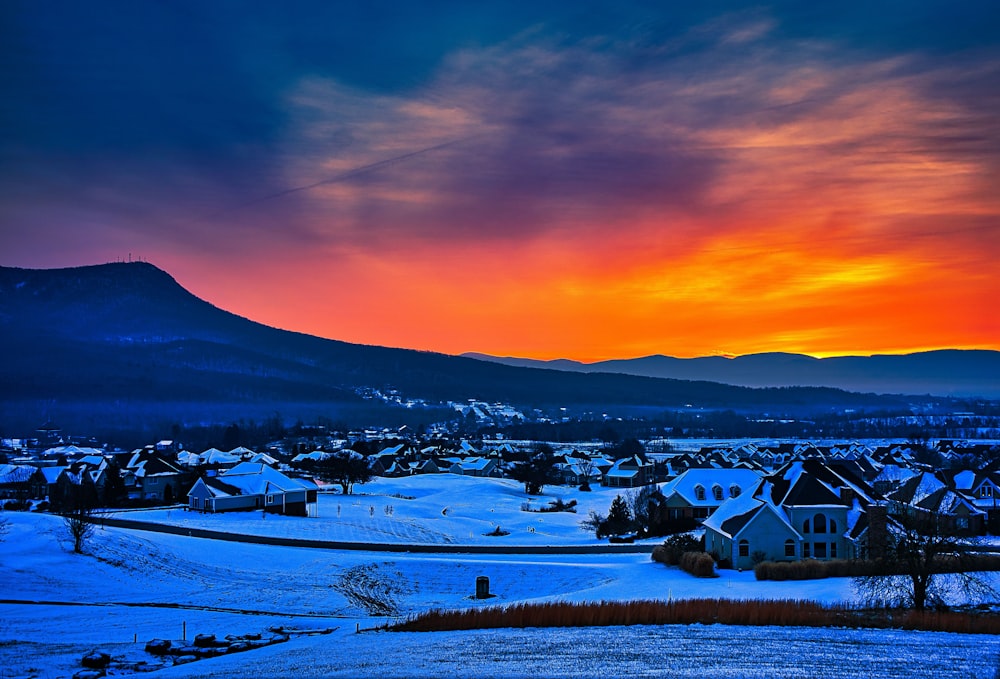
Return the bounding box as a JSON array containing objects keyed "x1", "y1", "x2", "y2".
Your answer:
[{"x1": 212, "y1": 136, "x2": 474, "y2": 217}]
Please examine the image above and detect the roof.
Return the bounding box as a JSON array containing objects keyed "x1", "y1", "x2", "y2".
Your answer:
[
  {"x1": 763, "y1": 460, "x2": 874, "y2": 508},
  {"x1": 214, "y1": 462, "x2": 318, "y2": 496},
  {"x1": 660, "y1": 468, "x2": 763, "y2": 507}
]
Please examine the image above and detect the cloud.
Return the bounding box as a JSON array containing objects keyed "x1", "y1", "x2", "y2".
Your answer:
[{"x1": 2, "y1": 4, "x2": 998, "y2": 358}]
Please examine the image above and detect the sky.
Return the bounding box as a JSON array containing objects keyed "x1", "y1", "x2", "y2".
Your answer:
[{"x1": 2, "y1": 1, "x2": 999, "y2": 361}]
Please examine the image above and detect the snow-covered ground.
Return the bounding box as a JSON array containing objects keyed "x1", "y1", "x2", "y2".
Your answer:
[
  {"x1": 120, "y1": 475, "x2": 650, "y2": 546},
  {"x1": 2, "y1": 474, "x2": 999, "y2": 678}
]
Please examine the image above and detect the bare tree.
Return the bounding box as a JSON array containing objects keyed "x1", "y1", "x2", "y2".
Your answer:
[
  {"x1": 853, "y1": 510, "x2": 996, "y2": 611},
  {"x1": 509, "y1": 444, "x2": 560, "y2": 495},
  {"x1": 577, "y1": 458, "x2": 595, "y2": 491},
  {"x1": 0, "y1": 514, "x2": 9, "y2": 542},
  {"x1": 311, "y1": 450, "x2": 373, "y2": 495},
  {"x1": 62, "y1": 503, "x2": 96, "y2": 554}
]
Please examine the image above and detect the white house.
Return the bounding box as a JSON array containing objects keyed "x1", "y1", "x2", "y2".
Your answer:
[{"x1": 187, "y1": 462, "x2": 318, "y2": 517}]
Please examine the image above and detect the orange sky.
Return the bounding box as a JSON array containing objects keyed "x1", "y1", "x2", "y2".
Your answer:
[{"x1": 3, "y1": 5, "x2": 998, "y2": 361}]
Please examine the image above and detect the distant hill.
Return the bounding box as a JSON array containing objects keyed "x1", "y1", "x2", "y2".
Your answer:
[
  {"x1": 462, "y1": 350, "x2": 1000, "y2": 398},
  {"x1": 0, "y1": 262, "x2": 909, "y2": 432}
]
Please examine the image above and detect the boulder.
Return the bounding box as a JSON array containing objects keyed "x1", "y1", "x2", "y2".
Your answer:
[
  {"x1": 144, "y1": 639, "x2": 172, "y2": 655},
  {"x1": 81, "y1": 651, "x2": 111, "y2": 669},
  {"x1": 193, "y1": 633, "x2": 217, "y2": 647},
  {"x1": 73, "y1": 670, "x2": 105, "y2": 679}
]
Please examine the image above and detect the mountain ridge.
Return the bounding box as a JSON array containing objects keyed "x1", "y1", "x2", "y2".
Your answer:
[
  {"x1": 461, "y1": 349, "x2": 1000, "y2": 398},
  {"x1": 0, "y1": 262, "x2": 934, "y2": 431}
]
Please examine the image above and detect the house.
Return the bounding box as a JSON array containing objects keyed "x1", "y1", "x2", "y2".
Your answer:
[
  {"x1": 0, "y1": 464, "x2": 37, "y2": 503},
  {"x1": 703, "y1": 460, "x2": 877, "y2": 570},
  {"x1": 885, "y1": 471, "x2": 986, "y2": 535},
  {"x1": 603, "y1": 456, "x2": 654, "y2": 488},
  {"x1": 187, "y1": 462, "x2": 319, "y2": 516},
  {"x1": 447, "y1": 457, "x2": 499, "y2": 477},
  {"x1": 52, "y1": 458, "x2": 108, "y2": 510},
  {"x1": 657, "y1": 468, "x2": 763, "y2": 525},
  {"x1": 946, "y1": 469, "x2": 1000, "y2": 532},
  {"x1": 123, "y1": 451, "x2": 187, "y2": 502}
]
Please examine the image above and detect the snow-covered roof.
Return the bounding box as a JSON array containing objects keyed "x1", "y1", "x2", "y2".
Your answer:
[
  {"x1": 291, "y1": 450, "x2": 331, "y2": 463},
  {"x1": 197, "y1": 448, "x2": 243, "y2": 465},
  {"x1": 214, "y1": 462, "x2": 318, "y2": 496},
  {"x1": 42, "y1": 445, "x2": 103, "y2": 457},
  {"x1": 0, "y1": 464, "x2": 35, "y2": 485},
  {"x1": 449, "y1": 456, "x2": 495, "y2": 472},
  {"x1": 660, "y1": 468, "x2": 763, "y2": 507}
]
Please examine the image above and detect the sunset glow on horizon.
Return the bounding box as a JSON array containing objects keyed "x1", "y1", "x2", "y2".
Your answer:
[{"x1": 3, "y1": 2, "x2": 998, "y2": 362}]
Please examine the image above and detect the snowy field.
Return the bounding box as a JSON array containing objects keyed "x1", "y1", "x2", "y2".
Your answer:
[
  {"x1": 2, "y1": 474, "x2": 999, "y2": 678},
  {"x1": 119, "y1": 475, "x2": 654, "y2": 546}
]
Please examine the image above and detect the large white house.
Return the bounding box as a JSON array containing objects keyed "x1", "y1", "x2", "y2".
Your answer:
[
  {"x1": 703, "y1": 460, "x2": 876, "y2": 570},
  {"x1": 187, "y1": 462, "x2": 318, "y2": 517}
]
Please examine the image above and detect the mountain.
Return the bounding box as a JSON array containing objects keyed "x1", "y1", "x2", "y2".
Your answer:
[
  {"x1": 462, "y1": 350, "x2": 1000, "y2": 398},
  {"x1": 0, "y1": 262, "x2": 909, "y2": 432}
]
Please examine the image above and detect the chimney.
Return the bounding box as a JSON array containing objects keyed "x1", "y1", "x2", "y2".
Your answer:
[
  {"x1": 866, "y1": 504, "x2": 888, "y2": 560},
  {"x1": 840, "y1": 486, "x2": 856, "y2": 506}
]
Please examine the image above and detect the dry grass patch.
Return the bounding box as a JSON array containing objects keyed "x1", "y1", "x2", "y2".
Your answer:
[{"x1": 388, "y1": 599, "x2": 1000, "y2": 635}]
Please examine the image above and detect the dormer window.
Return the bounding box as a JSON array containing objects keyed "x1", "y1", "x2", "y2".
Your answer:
[
  {"x1": 694, "y1": 484, "x2": 706, "y2": 501},
  {"x1": 729, "y1": 484, "x2": 741, "y2": 498},
  {"x1": 712, "y1": 485, "x2": 723, "y2": 501}
]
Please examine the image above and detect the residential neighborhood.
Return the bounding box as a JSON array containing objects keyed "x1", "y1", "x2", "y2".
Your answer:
[{"x1": 3, "y1": 423, "x2": 998, "y2": 573}]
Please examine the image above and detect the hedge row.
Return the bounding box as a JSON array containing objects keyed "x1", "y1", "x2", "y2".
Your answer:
[{"x1": 679, "y1": 551, "x2": 717, "y2": 578}]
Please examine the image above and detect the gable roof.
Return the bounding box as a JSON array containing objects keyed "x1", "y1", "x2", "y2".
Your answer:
[
  {"x1": 215, "y1": 462, "x2": 318, "y2": 496},
  {"x1": 660, "y1": 468, "x2": 763, "y2": 507},
  {"x1": 763, "y1": 459, "x2": 875, "y2": 508}
]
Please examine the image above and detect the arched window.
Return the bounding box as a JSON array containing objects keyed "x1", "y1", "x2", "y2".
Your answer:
[
  {"x1": 694, "y1": 484, "x2": 705, "y2": 501},
  {"x1": 813, "y1": 513, "x2": 827, "y2": 534},
  {"x1": 784, "y1": 539, "x2": 795, "y2": 557},
  {"x1": 729, "y1": 484, "x2": 741, "y2": 498},
  {"x1": 712, "y1": 484, "x2": 723, "y2": 501},
  {"x1": 802, "y1": 519, "x2": 810, "y2": 534},
  {"x1": 829, "y1": 518, "x2": 837, "y2": 534},
  {"x1": 738, "y1": 539, "x2": 750, "y2": 557}
]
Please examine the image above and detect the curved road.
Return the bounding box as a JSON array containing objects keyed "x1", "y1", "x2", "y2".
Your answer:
[{"x1": 97, "y1": 516, "x2": 656, "y2": 555}]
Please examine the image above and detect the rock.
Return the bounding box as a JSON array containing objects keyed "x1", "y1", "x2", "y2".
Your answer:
[
  {"x1": 144, "y1": 639, "x2": 172, "y2": 655},
  {"x1": 172, "y1": 655, "x2": 198, "y2": 665},
  {"x1": 81, "y1": 651, "x2": 111, "y2": 669},
  {"x1": 73, "y1": 670, "x2": 105, "y2": 679},
  {"x1": 193, "y1": 633, "x2": 217, "y2": 647}
]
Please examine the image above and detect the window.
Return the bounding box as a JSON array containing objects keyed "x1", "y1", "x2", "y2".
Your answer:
[
  {"x1": 829, "y1": 519, "x2": 837, "y2": 534},
  {"x1": 803, "y1": 542, "x2": 811, "y2": 558},
  {"x1": 729, "y1": 484, "x2": 741, "y2": 498},
  {"x1": 830, "y1": 542, "x2": 837, "y2": 558},
  {"x1": 784, "y1": 540, "x2": 795, "y2": 557},
  {"x1": 814, "y1": 542, "x2": 827, "y2": 558},
  {"x1": 738, "y1": 539, "x2": 749, "y2": 558},
  {"x1": 982, "y1": 486, "x2": 994, "y2": 498},
  {"x1": 813, "y1": 513, "x2": 827, "y2": 534},
  {"x1": 694, "y1": 485, "x2": 705, "y2": 501},
  {"x1": 802, "y1": 519, "x2": 810, "y2": 534},
  {"x1": 266, "y1": 494, "x2": 275, "y2": 504},
  {"x1": 712, "y1": 485, "x2": 723, "y2": 502},
  {"x1": 191, "y1": 497, "x2": 200, "y2": 509}
]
